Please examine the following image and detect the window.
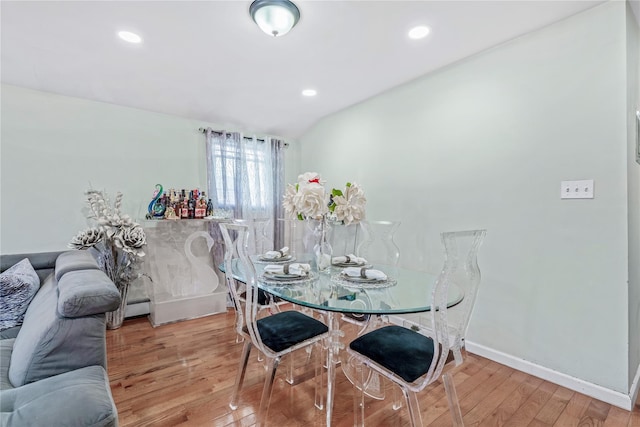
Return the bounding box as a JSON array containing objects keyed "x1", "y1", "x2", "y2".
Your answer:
[
  {"x1": 204, "y1": 128, "x2": 286, "y2": 248},
  {"x1": 212, "y1": 140, "x2": 270, "y2": 209}
]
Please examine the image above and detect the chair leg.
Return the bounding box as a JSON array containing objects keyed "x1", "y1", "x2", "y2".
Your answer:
[
  {"x1": 306, "y1": 344, "x2": 314, "y2": 363},
  {"x1": 453, "y1": 347, "x2": 463, "y2": 366},
  {"x1": 229, "y1": 341, "x2": 252, "y2": 410},
  {"x1": 443, "y1": 372, "x2": 464, "y2": 427},
  {"x1": 392, "y1": 385, "x2": 403, "y2": 410},
  {"x1": 285, "y1": 353, "x2": 295, "y2": 384},
  {"x1": 403, "y1": 388, "x2": 423, "y2": 427},
  {"x1": 353, "y1": 359, "x2": 365, "y2": 427},
  {"x1": 314, "y1": 342, "x2": 325, "y2": 410},
  {"x1": 257, "y1": 356, "x2": 281, "y2": 427}
]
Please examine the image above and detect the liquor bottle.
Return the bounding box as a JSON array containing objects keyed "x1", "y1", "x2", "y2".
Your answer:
[
  {"x1": 181, "y1": 193, "x2": 189, "y2": 219},
  {"x1": 195, "y1": 191, "x2": 206, "y2": 219},
  {"x1": 188, "y1": 191, "x2": 195, "y2": 219},
  {"x1": 173, "y1": 198, "x2": 181, "y2": 219},
  {"x1": 169, "y1": 189, "x2": 180, "y2": 219}
]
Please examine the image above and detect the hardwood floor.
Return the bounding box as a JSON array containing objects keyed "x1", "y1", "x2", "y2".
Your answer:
[{"x1": 107, "y1": 311, "x2": 640, "y2": 427}]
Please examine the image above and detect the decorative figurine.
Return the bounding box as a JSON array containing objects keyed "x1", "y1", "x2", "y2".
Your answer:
[{"x1": 147, "y1": 184, "x2": 166, "y2": 218}]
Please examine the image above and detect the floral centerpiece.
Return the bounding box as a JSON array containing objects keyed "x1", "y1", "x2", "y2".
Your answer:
[
  {"x1": 69, "y1": 190, "x2": 147, "y2": 329},
  {"x1": 282, "y1": 172, "x2": 366, "y2": 271},
  {"x1": 283, "y1": 172, "x2": 366, "y2": 225}
]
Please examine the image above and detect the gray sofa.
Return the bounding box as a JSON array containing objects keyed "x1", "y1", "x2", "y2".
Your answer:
[{"x1": 0, "y1": 250, "x2": 121, "y2": 427}]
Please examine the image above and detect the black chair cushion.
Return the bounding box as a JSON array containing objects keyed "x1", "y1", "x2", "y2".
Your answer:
[
  {"x1": 253, "y1": 311, "x2": 328, "y2": 353},
  {"x1": 343, "y1": 312, "x2": 370, "y2": 322},
  {"x1": 240, "y1": 288, "x2": 272, "y2": 306},
  {"x1": 349, "y1": 325, "x2": 435, "y2": 383}
]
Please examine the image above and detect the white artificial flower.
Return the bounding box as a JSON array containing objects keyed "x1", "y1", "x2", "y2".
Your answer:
[
  {"x1": 293, "y1": 183, "x2": 328, "y2": 220},
  {"x1": 332, "y1": 182, "x2": 367, "y2": 225},
  {"x1": 282, "y1": 184, "x2": 299, "y2": 219},
  {"x1": 68, "y1": 228, "x2": 104, "y2": 250},
  {"x1": 297, "y1": 172, "x2": 323, "y2": 188},
  {"x1": 114, "y1": 225, "x2": 147, "y2": 257}
]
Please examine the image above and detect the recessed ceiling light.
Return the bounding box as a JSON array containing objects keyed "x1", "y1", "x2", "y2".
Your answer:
[
  {"x1": 408, "y1": 26, "x2": 430, "y2": 40},
  {"x1": 118, "y1": 31, "x2": 142, "y2": 44},
  {"x1": 302, "y1": 89, "x2": 317, "y2": 97}
]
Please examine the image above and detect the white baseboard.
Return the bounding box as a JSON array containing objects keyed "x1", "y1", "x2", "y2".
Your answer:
[
  {"x1": 629, "y1": 361, "x2": 640, "y2": 409},
  {"x1": 124, "y1": 301, "x2": 150, "y2": 318},
  {"x1": 465, "y1": 341, "x2": 633, "y2": 410}
]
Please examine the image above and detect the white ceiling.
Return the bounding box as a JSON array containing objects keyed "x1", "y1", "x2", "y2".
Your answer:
[{"x1": 1, "y1": 0, "x2": 610, "y2": 139}]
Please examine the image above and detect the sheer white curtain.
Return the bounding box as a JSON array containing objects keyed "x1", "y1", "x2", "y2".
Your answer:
[{"x1": 205, "y1": 129, "x2": 285, "y2": 250}]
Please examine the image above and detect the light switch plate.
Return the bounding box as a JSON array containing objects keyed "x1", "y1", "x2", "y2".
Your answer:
[{"x1": 561, "y1": 180, "x2": 594, "y2": 199}]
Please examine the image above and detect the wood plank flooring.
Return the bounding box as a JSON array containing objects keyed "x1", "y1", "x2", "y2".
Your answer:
[{"x1": 107, "y1": 311, "x2": 640, "y2": 426}]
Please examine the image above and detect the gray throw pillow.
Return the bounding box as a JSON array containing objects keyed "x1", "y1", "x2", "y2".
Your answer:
[{"x1": 0, "y1": 258, "x2": 40, "y2": 331}]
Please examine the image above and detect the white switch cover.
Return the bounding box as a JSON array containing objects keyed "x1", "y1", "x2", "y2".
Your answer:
[{"x1": 561, "y1": 180, "x2": 594, "y2": 199}]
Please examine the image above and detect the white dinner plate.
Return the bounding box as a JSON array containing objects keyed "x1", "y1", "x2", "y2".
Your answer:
[
  {"x1": 331, "y1": 273, "x2": 397, "y2": 289},
  {"x1": 258, "y1": 254, "x2": 293, "y2": 262},
  {"x1": 260, "y1": 271, "x2": 317, "y2": 285},
  {"x1": 332, "y1": 261, "x2": 366, "y2": 268},
  {"x1": 264, "y1": 272, "x2": 306, "y2": 280},
  {"x1": 339, "y1": 274, "x2": 380, "y2": 283}
]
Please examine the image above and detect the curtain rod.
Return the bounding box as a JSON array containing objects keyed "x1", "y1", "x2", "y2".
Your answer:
[{"x1": 198, "y1": 127, "x2": 288, "y2": 147}]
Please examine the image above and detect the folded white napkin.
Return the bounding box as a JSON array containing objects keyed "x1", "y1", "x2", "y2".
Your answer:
[
  {"x1": 332, "y1": 254, "x2": 367, "y2": 265},
  {"x1": 342, "y1": 267, "x2": 387, "y2": 280},
  {"x1": 264, "y1": 263, "x2": 310, "y2": 276},
  {"x1": 262, "y1": 247, "x2": 289, "y2": 259}
]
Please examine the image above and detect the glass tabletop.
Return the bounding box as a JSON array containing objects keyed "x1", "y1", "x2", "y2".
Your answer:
[{"x1": 221, "y1": 259, "x2": 464, "y2": 315}]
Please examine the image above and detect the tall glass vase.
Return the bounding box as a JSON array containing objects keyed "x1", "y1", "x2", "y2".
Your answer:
[
  {"x1": 106, "y1": 281, "x2": 129, "y2": 330},
  {"x1": 313, "y1": 217, "x2": 333, "y2": 273}
]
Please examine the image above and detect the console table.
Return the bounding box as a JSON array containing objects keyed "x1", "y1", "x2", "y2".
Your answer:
[{"x1": 142, "y1": 218, "x2": 231, "y2": 326}]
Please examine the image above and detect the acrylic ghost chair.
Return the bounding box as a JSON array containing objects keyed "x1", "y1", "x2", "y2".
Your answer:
[
  {"x1": 222, "y1": 218, "x2": 281, "y2": 343},
  {"x1": 230, "y1": 218, "x2": 320, "y2": 384},
  {"x1": 347, "y1": 229, "x2": 486, "y2": 427},
  {"x1": 339, "y1": 220, "x2": 401, "y2": 329},
  {"x1": 339, "y1": 220, "x2": 402, "y2": 399},
  {"x1": 236, "y1": 217, "x2": 274, "y2": 255},
  {"x1": 220, "y1": 223, "x2": 330, "y2": 425},
  {"x1": 221, "y1": 219, "x2": 297, "y2": 382},
  {"x1": 356, "y1": 220, "x2": 401, "y2": 273}
]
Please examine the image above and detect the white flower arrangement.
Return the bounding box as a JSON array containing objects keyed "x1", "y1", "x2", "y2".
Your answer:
[
  {"x1": 69, "y1": 190, "x2": 147, "y2": 284},
  {"x1": 283, "y1": 172, "x2": 367, "y2": 226}
]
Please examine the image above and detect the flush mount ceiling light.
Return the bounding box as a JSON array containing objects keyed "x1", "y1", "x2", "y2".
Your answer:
[
  {"x1": 302, "y1": 89, "x2": 317, "y2": 97},
  {"x1": 118, "y1": 31, "x2": 142, "y2": 44},
  {"x1": 408, "y1": 25, "x2": 430, "y2": 40},
  {"x1": 250, "y1": 0, "x2": 300, "y2": 37}
]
